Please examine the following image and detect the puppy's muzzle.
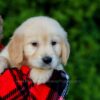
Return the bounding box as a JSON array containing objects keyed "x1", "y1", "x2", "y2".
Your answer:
[{"x1": 42, "y1": 56, "x2": 52, "y2": 64}]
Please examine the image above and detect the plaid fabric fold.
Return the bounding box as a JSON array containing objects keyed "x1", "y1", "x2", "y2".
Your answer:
[{"x1": 0, "y1": 65, "x2": 69, "y2": 100}]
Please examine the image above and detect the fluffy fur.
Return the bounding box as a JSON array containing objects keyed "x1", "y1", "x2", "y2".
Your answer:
[{"x1": 0, "y1": 16, "x2": 70, "y2": 84}]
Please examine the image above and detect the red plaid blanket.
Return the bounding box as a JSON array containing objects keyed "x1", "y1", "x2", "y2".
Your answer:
[{"x1": 0, "y1": 65, "x2": 69, "y2": 100}]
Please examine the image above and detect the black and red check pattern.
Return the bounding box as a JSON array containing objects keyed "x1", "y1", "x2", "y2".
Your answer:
[{"x1": 0, "y1": 65, "x2": 69, "y2": 100}]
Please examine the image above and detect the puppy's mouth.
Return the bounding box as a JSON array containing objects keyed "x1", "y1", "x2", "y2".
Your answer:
[
  {"x1": 30, "y1": 63, "x2": 57, "y2": 70},
  {"x1": 30, "y1": 64, "x2": 53, "y2": 70},
  {"x1": 28, "y1": 58, "x2": 59, "y2": 70},
  {"x1": 41, "y1": 63, "x2": 53, "y2": 69},
  {"x1": 40, "y1": 61, "x2": 59, "y2": 70}
]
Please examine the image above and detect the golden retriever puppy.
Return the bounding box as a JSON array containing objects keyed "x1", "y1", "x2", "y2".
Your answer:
[{"x1": 0, "y1": 16, "x2": 70, "y2": 84}]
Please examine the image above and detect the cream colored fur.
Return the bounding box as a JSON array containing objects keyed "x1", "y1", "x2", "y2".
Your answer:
[{"x1": 0, "y1": 16, "x2": 70, "y2": 84}]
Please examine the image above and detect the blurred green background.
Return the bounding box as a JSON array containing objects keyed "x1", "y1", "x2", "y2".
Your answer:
[{"x1": 0, "y1": 0, "x2": 100, "y2": 100}]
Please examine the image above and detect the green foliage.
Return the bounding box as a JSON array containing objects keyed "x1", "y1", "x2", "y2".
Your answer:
[{"x1": 0, "y1": 0, "x2": 100, "y2": 99}]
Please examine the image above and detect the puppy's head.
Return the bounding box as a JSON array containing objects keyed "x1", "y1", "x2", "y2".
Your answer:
[{"x1": 8, "y1": 16, "x2": 70, "y2": 69}]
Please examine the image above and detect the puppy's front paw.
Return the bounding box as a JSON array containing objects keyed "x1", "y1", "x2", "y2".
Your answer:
[
  {"x1": 0, "y1": 66, "x2": 5, "y2": 74},
  {"x1": 0, "y1": 57, "x2": 9, "y2": 74},
  {"x1": 0, "y1": 62, "x2": 7, "y2": 74},
  {"x1": 30, "y1": 68, "x2": 53, "y2": 84}
]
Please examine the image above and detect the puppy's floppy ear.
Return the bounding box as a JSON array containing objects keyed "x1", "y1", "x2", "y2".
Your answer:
[
  {"x1": 8, "y1": 34, "x2": 24, "y2": 67},
  {"x1": 61, "y1": 39, "x2": 70, "y2": 65}
]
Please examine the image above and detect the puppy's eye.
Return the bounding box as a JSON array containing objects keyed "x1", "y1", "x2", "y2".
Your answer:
[
  {"x1": 32, "y1": 42, "x2": 38, "y2": 47},
  {"x1": 51, "y1": 41, "x2": 57, "y2": 46}
]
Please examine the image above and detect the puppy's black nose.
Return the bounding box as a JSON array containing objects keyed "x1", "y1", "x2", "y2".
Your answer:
[{"x1": 42, "y1": 56, "x2": 52, "y2": 64}]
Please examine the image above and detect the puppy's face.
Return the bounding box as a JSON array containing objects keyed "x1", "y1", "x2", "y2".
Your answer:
[
  {"x1": 24, "y1": 32, "x2": 62, "y2": 69},
  {"x1": 8, "y1": 17, "x2": 70, "y2": 69}
]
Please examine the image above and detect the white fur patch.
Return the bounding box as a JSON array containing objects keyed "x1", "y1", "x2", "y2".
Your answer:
[{"x1": 24, "y1": 44, "x2": 36, "y2": 56}]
